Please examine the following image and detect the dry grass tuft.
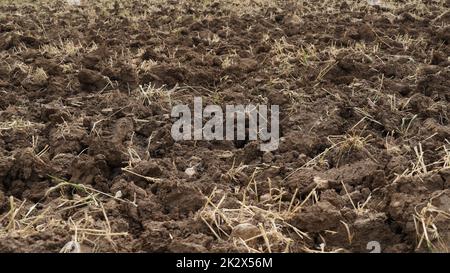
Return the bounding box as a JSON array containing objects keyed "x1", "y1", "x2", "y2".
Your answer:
[
  {"x1": 413, "y1": 192, "x2": 450, "y2": 253},
  {"x1": 199, "y1": 166, "x2": 316, "y2": 253},
  {"x1": 0, "y1": 176, "x2": 135, "y2": 252}
]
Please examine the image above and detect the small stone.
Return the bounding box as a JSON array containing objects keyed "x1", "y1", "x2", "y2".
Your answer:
[
  {"x1": 60, "y1": 241, "x2": 81, "y2": 253},
  {"x1": 218, "y1": 151, "x2": 234, "y2": 159},
  {"x1": 101, "y1": 108, "x2": 113, "y2": 114},
  {"x1": 185, "y1": 167, "x2": 197, "y2": 177},
  {"x1": 114, "y1": 190, "x2": 123, "y2": 198},
  {"x1": 313, "y1": 176, "x2": 329, "y2": 190},
  {"x1": 231, "y1": 223, "x2": 260, "y2": 241},
  {"x1": 260, "y1": 193, "x2": 272, "y2": 203}
]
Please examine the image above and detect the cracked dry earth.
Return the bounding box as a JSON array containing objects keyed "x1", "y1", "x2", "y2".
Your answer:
[{"x1": 0, "y1": 0, "x2": 449, "y2": 253}]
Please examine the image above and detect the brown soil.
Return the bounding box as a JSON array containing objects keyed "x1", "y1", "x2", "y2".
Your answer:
[{"x1": 0, "y1": 0, "x2": 449, "y2": 253}]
